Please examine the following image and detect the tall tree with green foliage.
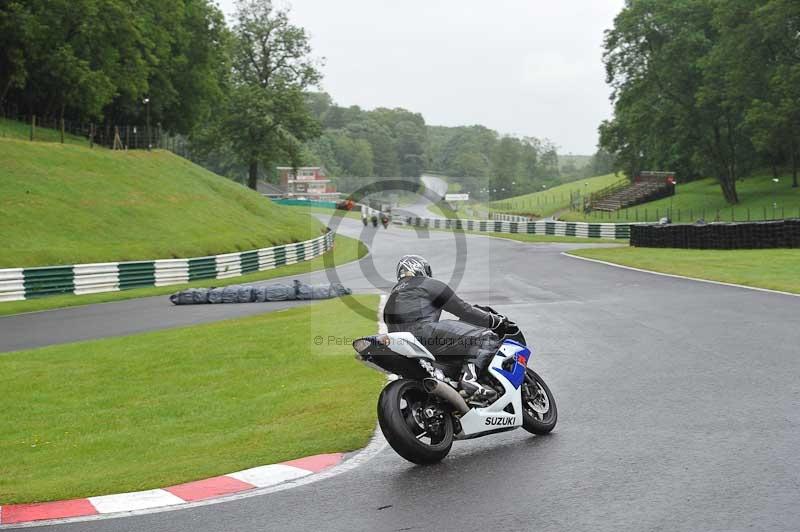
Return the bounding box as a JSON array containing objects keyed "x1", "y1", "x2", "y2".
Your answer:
[
  {"x1": 601, "y1": 0, "x2": 800, "y2": 202},
  {"x1": 0, "y1": 2, "x2": 31, "y2": 108},
  {"x1": 749, "y1": 0, "x2": 800, "y2": 187},
  {"x1": 602, "y1": 1, "x2": 725, "y2": 195},
  {"x1": 223, "y1": 0, "x2": 322, "y2": 190},
  {"x1": 0, "y1": 0, "x2": 228, "y2": 135}
]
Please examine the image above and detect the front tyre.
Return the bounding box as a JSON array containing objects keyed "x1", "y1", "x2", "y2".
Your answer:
[
  {"x1": 521, "y1": 368, "x2": 557, "y2": 435},
  {"x1": 377, "y1": 379, "x2": 453, "y2": 465}
]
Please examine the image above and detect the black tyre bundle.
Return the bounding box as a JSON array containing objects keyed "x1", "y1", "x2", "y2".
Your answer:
[
  {"x1": 631, "y1": 219, "x2": 800, "y2": 249},
  {"x1": 169, "y1": 280, "x2": 352, "y2": 305}
]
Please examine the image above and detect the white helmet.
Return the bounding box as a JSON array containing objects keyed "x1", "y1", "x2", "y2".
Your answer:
[{"x1": 396, "y1": 255, "x2": 432, "y2": 281}]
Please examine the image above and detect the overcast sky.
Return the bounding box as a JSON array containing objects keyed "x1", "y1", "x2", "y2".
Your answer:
[{"x1": 216, "y1": 0, "x2": 625, "y2": 154}]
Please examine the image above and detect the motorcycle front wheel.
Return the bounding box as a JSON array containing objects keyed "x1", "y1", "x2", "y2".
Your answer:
[
  {"x1": 377, "y1": 379, "x2": 453, "y2": 464},
  {"x1": 521, "y1": 368, "x2": 557, "y2": 435}
]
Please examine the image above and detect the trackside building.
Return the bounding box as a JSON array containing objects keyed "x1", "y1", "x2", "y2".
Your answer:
[{"x1": 277, "y1": 166, "x2": 338, "y2": 200}]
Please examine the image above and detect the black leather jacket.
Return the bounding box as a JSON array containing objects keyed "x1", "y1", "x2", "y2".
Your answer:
[{"x1": 383, "y1": 276, "x2": 495, "y2": 332}]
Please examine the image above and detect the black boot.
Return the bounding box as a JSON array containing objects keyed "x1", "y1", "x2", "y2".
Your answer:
[{"x1": 460, "y1": 362, "x2": 496, "y2": 401}]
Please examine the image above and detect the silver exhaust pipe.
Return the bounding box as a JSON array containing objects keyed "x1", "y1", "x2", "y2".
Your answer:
[{"x1": 423, "y1": 378, "x2": 469, "y2": 414}]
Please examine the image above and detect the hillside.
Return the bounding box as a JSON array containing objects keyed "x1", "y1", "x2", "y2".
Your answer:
[
  {"x1": 560, "y1": 174, "x2": 800, "y2": 223},
  {"x1": 0, "y1": 138, "x2": 323, "y2": 268},
  {"x1": 489, "y1": 173, "x2": 624, "y2": 217}
]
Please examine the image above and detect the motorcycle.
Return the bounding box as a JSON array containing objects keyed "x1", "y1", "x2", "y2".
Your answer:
[
  {"x1": 381, "y1": 215, "x2": 390, "y2": 229},
  {"x1": 352, "y1": 306, "x2": 557, "y2": 464}
]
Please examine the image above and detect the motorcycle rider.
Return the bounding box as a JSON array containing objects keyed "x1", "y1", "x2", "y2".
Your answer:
[{"x1": 383, "y1": 255, "x2": 508, "y2": 400}]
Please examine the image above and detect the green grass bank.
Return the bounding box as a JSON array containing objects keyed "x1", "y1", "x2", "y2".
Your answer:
[
  {"x1": 0, "y1": 137, "x2": 322, "y2": 268},
  {"x1": 0, "y1": 295, "x2": 383, "y2": 504}
]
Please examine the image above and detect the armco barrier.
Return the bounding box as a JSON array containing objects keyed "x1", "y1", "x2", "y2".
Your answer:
[
  {"x1": 631, "y1": 219, "x2": 800, "y2": 249},
  {"x1": 0, "y1": 230, "x2": 334, "y2": 302},
  {"x1": 404, "y1": 216, "x2": 631, "y2": 240}
]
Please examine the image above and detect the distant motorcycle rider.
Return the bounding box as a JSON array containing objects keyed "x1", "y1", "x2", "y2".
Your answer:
[{"x1": 383, "y1": 255, "x2": 508, "y2": 400}]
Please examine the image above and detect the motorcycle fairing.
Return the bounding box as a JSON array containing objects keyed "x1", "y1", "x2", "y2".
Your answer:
[
  {"x1": 381, "y1": 332, "x2": 436, "y2": 360},
  {"x1": 353, "y1": 333, "x2": 436, "y2": 379},
  {"x1": 456, "y1": 339, "x2": 529, "y2": 437},
  {"x1": 492, "y1": 339, "x2": 530, "y2": 389}
]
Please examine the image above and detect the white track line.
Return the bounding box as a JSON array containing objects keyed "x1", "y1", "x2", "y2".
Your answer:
[{"x1": 562, "y1": 251, "x2": 800, "y2": 298}]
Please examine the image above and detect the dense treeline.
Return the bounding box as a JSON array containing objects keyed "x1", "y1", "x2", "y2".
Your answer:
[
  {"x1": 300, "y1": 93, "x2": 611, "y2": 198},
  {"x1": 0, "y1": 0, "x2": 229, "y2": 134},
  {"x1": 1, "y1": 0, "x2": 326, "y2": 190},
  {"x1": 600, "y1": 0, "x2": 800, "y2": 203},
  {"x1": 300, "y1": 92, "x2": 426, "y2": 191}
]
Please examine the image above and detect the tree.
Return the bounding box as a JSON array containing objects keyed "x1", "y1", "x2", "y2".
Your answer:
[
  {"x1": 491, "y1": 136, "x2": 521, "y2": 198},
  {"x1": 142, "y1": 0, "x2": 230, "y2": 134},
  {"x1": 0, "y1": 0, "x2": 229, "y2": 136},
  {"x1": 394, "y1": 119, "x2": 426, "y2": 177},
  {"x1": 600, "y1": 0, "x2": 800, "y2": 202},
  {"x1": 345, "y1": 118, "x2": 398, "y2": 177},
  {"x1": 219, "y1": 84, "x2": 319, "y2": 188},
  {"x1": 601, "y1": 0, "x2": 744, "y2": 202},
  {"x1": 590, "y1": 148, "x2": 616, "y2": 176},
  {"x1": 750, "y1": 0, "x2": 800, "y2": 187},
  {"x1": 225, "y1": 0, "x2": 322, "y2": 189},
  {"x1": 0, "y1": 2, "x2": 30, "y2": 109}
]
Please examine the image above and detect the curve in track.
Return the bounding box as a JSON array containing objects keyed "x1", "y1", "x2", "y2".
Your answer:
[{"x1": 8, "y1": 215, "x2": 800, "y2": 532}]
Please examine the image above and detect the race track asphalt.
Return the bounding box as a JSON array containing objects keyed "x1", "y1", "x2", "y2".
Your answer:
[{"x1": 8, "y1": 212, "x2": 800, "y2": 532}]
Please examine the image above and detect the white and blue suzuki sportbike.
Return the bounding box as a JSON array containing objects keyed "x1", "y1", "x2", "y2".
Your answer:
[{"x1": 352, "y1": 306, "x2": 557, "y2": 464}]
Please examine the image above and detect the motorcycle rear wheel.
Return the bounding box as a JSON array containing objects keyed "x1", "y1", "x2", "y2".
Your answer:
[
  {"x1": 521, "y1": 368, "x2": 557, "y2": 435},
  {"x1": 378, "y1": 379, "x2": 453, "y2": 464}
]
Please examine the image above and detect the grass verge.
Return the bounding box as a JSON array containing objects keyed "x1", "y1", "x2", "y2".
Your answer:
[
  {"x1": 567, "y1": 247, "x2": 800, "y2": 294},
  {"x1": 0, "y1": 234, "x2": 367, "y2": 317},
  {"x1": 0, "y1": 295, "x2": 383, "y2": 504}
]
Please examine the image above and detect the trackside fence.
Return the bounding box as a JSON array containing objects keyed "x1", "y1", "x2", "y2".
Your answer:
[
  {"x1": 0, "y1": 230, "x2": 334, "y2": 302},
  {"x1": 404, "y1": 217, "x2": 631, "y2": 239},
  {"x1": 491, "y1": 213, "x2": 535, "y2": 222}
]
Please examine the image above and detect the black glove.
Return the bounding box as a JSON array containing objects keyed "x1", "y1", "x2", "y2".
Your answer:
[
  {"x1": 490, "y1": 314, "x2": 510, "y2": 335},
  {"x1": 474, "y1": 304, "x2": 497, "y2": 314}
]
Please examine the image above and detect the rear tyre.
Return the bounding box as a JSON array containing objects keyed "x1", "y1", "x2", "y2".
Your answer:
[
  {"x1": 521, "y1": 368, "x2": 557, "y2": 435},
  {"x1": 377, "y1": 379, "x2": 453, "y2": 464}
]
